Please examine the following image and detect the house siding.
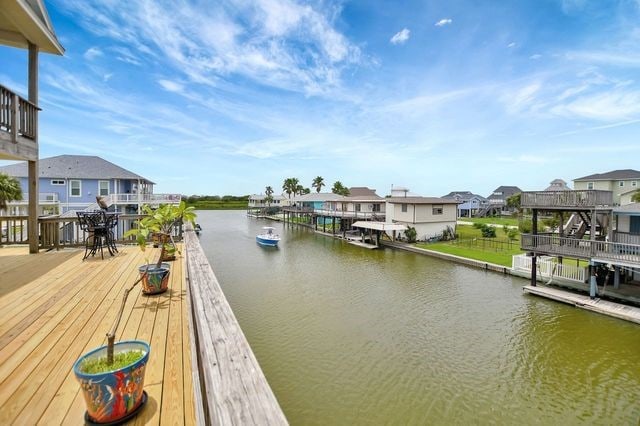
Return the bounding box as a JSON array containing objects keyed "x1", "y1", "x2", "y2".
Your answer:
[{"x1": 574, "y1": 179, "x2": 638, "y2": 205}]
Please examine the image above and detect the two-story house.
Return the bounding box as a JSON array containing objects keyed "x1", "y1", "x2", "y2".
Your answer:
[
  {"x1": 386, "y1": 196, "x2": 458, "y2": 241},
  {"x1": 0, "y1": 155, "x2": 180, "y2": 215},
  {"x1": 441, "y1": 191, "x2": 487, "y2": 218},
  {"x1": 1, "y1": 0, "x2": 65, "y2": 252},
  {"x1": 573, "y1": 169, "x2": 640, "y2": 205}
]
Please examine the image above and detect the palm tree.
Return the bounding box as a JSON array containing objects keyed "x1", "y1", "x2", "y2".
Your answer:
[
  {"x1": 331, "y1": 181, "x2": 350, "y2": 196},
  {"x1": 0, "y1": 173, "x2": 23, "y2": 211},
  {"x1": 312, "y1": 176, "x2": 325, "y2": 193},
  {"x1": 265, "y1": 186, "x2": 274, "y2": 206},
  {"x1": 295, "y1": 184, "x2": 305, "y2": 196},
  {"x1": 282, "y1": 177, "x2": 299, "y2": 199}
]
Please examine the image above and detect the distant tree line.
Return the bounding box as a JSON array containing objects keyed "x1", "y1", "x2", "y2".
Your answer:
[{"x1": 182, "y1": 195, "x2": 249, "y2": 203}]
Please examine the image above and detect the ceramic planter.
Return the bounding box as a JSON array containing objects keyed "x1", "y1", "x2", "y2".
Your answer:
[
  {"x1": 73, "y1": 340, "x2": 150, "y2": 424},
  {"x1": 138, "y1": 264, "x2": 170, "y2": 295}
]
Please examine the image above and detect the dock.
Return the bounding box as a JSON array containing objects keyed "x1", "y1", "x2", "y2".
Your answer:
[
  {"x1": 0, "y1": 228, "x2": 287, "y2": 424},
  {"x1": 523, "y1": 285, "x2": 640, "y2": 325}
]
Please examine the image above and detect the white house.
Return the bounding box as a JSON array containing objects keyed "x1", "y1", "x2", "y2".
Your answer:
[{"x1": 385, "y1": 196, "x2": 458, "y2": 240}]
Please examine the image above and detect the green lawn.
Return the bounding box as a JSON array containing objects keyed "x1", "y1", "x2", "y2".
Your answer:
[
  {"x1": 415, "y1": 224, "x2": 524, "y2": 267},
  {"x1": 188, "y1": 201, "x2": 248, "y2": 210},
  {"x1": 460, "y1": 217, "x2": 519, "y2": 227}
]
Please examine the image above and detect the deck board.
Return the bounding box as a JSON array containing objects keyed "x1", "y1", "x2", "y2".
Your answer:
[{"x1": 0, "y1": 245, "x2": 195, "y2": 425}]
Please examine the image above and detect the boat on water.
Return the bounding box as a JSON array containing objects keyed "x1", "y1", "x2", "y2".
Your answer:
[{"x1": 256, "y1": 227, "x2": 280, "y2": 247}]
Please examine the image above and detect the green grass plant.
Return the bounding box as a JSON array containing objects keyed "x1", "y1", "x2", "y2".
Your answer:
[
  {"x1": 460, "y1": 217, "x2": 519, "y2": 227},
  {"x1": 188, "y1": 201, "x2": 248, "y2": 210},
  {"x1": 80, "y1": 350, "x2": 145, "y2": 374}
]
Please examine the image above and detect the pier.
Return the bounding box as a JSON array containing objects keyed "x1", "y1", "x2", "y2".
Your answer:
[{"x1": 0, "y1": 230, "x2": 286, "y2": 424}]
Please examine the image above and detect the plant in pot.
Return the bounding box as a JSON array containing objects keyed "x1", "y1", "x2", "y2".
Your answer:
[
  {"x1": 124, "y1": 201, "x2": 196, "y2": 295},
  {"x1": 73, "y1": 270, "x2": 150, "y2": 424}
]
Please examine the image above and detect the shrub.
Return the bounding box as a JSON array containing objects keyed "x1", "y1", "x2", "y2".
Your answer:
[
  {"x1": 405, "y1": 226, "x2": 417, "y2": 243},
  {"x1": 481, "y1": 226, "x2": 496, "y2": 238},
  {"x1": 519, "y1": 219, "x2": 532, "y2": 233}
]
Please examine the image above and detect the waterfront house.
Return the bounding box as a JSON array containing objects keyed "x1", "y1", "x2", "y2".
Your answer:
[
  {"x1": 385, "y1": 196, "x2": 458, "y2": 241},
  {"x1": 343, "y1": 187, "x2": 385, "y2": 219},
  {"x1": 520, "y1": 190, "x2": 640, "y2": 304},
  {"x1": 441, "y1": 191, "x2": 488, "y2": 218},
  {"x1": 0, "y1": 155, "x2": 180, "y2": 215},
  {"x1": 573, "y1": 169, "x2": 640, "y2": 205},
  {"x1": 1, "y1": 0, "x2": 64, "y2": 252},
  {"x1": 248, "y1": 193, "x2": 288, "y2": 209},
  {"x1": 478, "y1": 185, "x2": 522, "y2": 217}
]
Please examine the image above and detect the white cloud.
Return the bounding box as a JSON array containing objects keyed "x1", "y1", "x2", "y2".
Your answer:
[
  {"x1": 435, "y1": 18, "x2": 452, "y2": 27},
  {"x1": 56, "y1": 0, "x2": 361, "y2": 97},
  {"x1": 550, "y1": 89, "x2": 640, "y2": 121},
  {"x1": 83, "y1": 47, "x2": 103, "y2": 60},
  {"x1": 503, "y1": 83, "x2": 542, "y2": 114},
  {"x1": 529, "y1": 54, "x2": 542, "y2": 60},
  {"x1": 158, "y1": 79, "x2": 184, "y2": 93},
  {"x1": 508, "y1": 42, "x2": 516, "y2": 48},
  {"x1": 390, "y1": 28, "x2": 410, "y2": 45}
]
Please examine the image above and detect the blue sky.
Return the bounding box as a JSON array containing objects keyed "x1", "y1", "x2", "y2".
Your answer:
[{"x1": 2, "y1": 0, "x2": 640, "y2": 197}]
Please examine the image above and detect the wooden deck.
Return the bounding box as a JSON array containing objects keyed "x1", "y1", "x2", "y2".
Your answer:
[
  {"x1": 523, "y1": 285, "x2": 640, "y2": 325},
  {"x1": 0, "y1": 245, "x2": 196, "y2": 425}
]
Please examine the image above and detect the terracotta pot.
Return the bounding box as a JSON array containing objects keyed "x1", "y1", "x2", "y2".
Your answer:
[{"x1": 73, "y1": 340, "x2": 150, "y2": 424}]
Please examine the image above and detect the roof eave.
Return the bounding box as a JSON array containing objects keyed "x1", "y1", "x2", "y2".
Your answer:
[{"x1": 0, "y1": 0, "x2": 65, "y2": 55}]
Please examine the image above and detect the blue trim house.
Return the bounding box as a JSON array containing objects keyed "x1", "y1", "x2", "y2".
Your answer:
[
  {"x1": 441, "y1": 191, "x2": 487, "y2": 218},
  {"x1": 0, "y1": 155, "x2": 180, "y2": 216}
]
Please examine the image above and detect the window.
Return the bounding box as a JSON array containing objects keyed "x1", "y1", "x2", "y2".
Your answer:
[
  {"x1": 355, "y1": 203, "x2": 361, "y2": 212},
  {"x1": 619, "y1": 181, "x2": 624, "y2": 187},
  {"x1": 587, "y1": 182, "x2": 594, "y2": 190},
  {"x1": 633, "y1": 181, "x2": 637, "y2": 187},
  {"x1": 51, "y1": 179, "x2": 65, "y2": 185},
  {"x1": 69, "y1": 180, "x2": 81, "y2": 197},
  {"x1": 372, "y1": 204, "x2": 381, "y2": 212},
  {"x1": 99, "y1": 180, "x2": 110, "y2": 196},
  {"x1": 631, "y1": 216, "x2": 640, "y2": 235},
  {"x1": 432, "y1": 205, "x2": 443, "y2": 215},
  {"x1": 401, "y1": 203, "x2": 408, "y2": 213}
]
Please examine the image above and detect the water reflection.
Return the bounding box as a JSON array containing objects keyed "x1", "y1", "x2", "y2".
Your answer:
[{"x1": 197, "y1": 210, "x2": 640, "y2": 424}]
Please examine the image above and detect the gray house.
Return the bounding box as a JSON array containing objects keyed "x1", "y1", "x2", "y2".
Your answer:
[{"x1": 441, "y1": 191, "x2": 487, "y2": 218}]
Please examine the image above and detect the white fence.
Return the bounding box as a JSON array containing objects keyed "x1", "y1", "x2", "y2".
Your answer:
[{"x1": 512, "y1": 254, "x2": 587, "y2": 283}]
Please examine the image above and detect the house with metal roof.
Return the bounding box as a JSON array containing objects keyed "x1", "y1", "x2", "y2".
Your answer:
[
  {"x1": 441, "y1": 191, "x2": 488, "y2": 218},
  {"x1": 1, "y1": 0, "x2": 65, "y2": 252},
  {"x1": 0, "y1": 155, "x2": 180, "y2": 215},
  {"x1": 385, "y1": 195, "x2": 458, "y2": 241},
  {"x1": 573, "y1": 169, "x2": 640, "y2": 205}
]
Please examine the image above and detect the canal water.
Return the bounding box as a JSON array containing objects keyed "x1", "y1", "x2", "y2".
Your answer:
[{"x1": 196, "y1": 210, "x2": 640, "y2": 425}]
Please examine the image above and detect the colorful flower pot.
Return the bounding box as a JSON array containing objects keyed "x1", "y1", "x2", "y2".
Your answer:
[
  {"x1": 138, "y1": 264, "x2": 170, "y2": 295},
  {"x1": 73, "y1": 340, "x2": 150, "y2": 424}
]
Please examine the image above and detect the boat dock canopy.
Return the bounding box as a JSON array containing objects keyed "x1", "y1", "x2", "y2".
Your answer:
[{"x1": 352, "y1": 221, "x2": 407, "y2": 232}]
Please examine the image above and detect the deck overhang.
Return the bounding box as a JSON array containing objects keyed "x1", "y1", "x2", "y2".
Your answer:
[{"x1": 0, "y1": 0, "x2": 64, "y2": 55}]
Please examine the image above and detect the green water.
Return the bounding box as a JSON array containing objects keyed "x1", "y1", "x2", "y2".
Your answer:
[{"x1": 197, "y1": 210, "x2": 640, "y2": 425}]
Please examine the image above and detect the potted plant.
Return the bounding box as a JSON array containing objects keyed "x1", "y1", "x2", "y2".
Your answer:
[
  {"x1": 125, "y1": 201, "x2": 196, "y2": 295},
  {"x1": 73, "y1": 270, "x2": 150, "y2": 424}
]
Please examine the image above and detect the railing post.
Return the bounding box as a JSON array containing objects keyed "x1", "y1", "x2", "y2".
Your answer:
[{"x1": 10, "y1": 93, "x2": 18, "y2": 143}]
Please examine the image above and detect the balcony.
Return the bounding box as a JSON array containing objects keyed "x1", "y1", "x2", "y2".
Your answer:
[
  {"x1": 105, "y1": 193, "x2": 182, "y2": 205},
  {"x1": 520, "y1": 190, "x2": 613, "y2": 210},
  {"x1": 11, "y1": 192, "x2": 59, "y2": 204},
  {"x1": 521, "y1": 233, "x2": 640, "y2": 267},
  {"x1": 0, "y1": 85, "x2": 39, "y2": 161}
]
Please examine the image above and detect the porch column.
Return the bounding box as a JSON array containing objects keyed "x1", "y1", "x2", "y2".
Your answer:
[
  {"x1": 614, "y1": 266, "x2": 620, "y2": 289},
  {"x1": 531, "y1": 209, "x2": 538, "y2": 286},
  {"x1": 28, "y1": 42, "x2": 39, "y2": 254},
  {"x1": 589, "y1": 260, "x2": 597, "y2": 299}
]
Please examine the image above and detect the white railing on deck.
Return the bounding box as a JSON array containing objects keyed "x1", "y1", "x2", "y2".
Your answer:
[
  {"x1": 106, "y1": 193, "x2": 182, "y2": 204},
  {"x1": 512, "y1": 254, "x2": 587, "y2": 283}
]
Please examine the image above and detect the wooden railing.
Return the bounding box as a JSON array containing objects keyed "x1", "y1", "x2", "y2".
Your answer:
[
  {"x1": 0, "y1": 214, "x2": 184, "y2": 249},
  {"x1": 613, "y1": 232, "x2": 640, "y2": 246},
  {"x1": 521, "y1": 234, "x2": 640, "y2": 264},
  {"x1": 107, "y1": 193, "x2": 182, "y2": 204},
  {"x1": 520, "y1": 190, "x2": 613, "y2": 209},
  {"x1": 183, "y1": 226, "x2": 287, "y2": 424},
  {"x1": 0, "y1": 84, "x2": 39, "y2": 141}
]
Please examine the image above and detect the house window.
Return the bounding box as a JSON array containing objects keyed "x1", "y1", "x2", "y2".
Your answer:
[
  {"x1": 432, "y1": 205, "x2": 443, "y2": 215},
  {"x1": 372, "y1": 204, "x2": 381, "y2": 212},
  {"x1": 69, "y1": 180, "x2": 81, "y2": 197},
  {"x1": 632, "y1": 181, "x2": 637, "y2": 187},
  {"x1": 401, "y1": 203, "x2": 407, "y2": 213},
  {"x1": 51, "y1": 179, "x2": 65, "y2": 185},
  {"x1": 619, "y1": 181, "x2": 624, "y2": 187},
  {"x1": 631, "y1": 217, "x2": 640, "y2": 235},
  {"x1": 99, "y1": 180, "x2": 110, "y2": 196},
  {"x1": 355, "y1": 203, "x2": 361, "y2": 212},
  {"x1": 587, "y1": 182, "x2": 594, "y2": 190}
]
